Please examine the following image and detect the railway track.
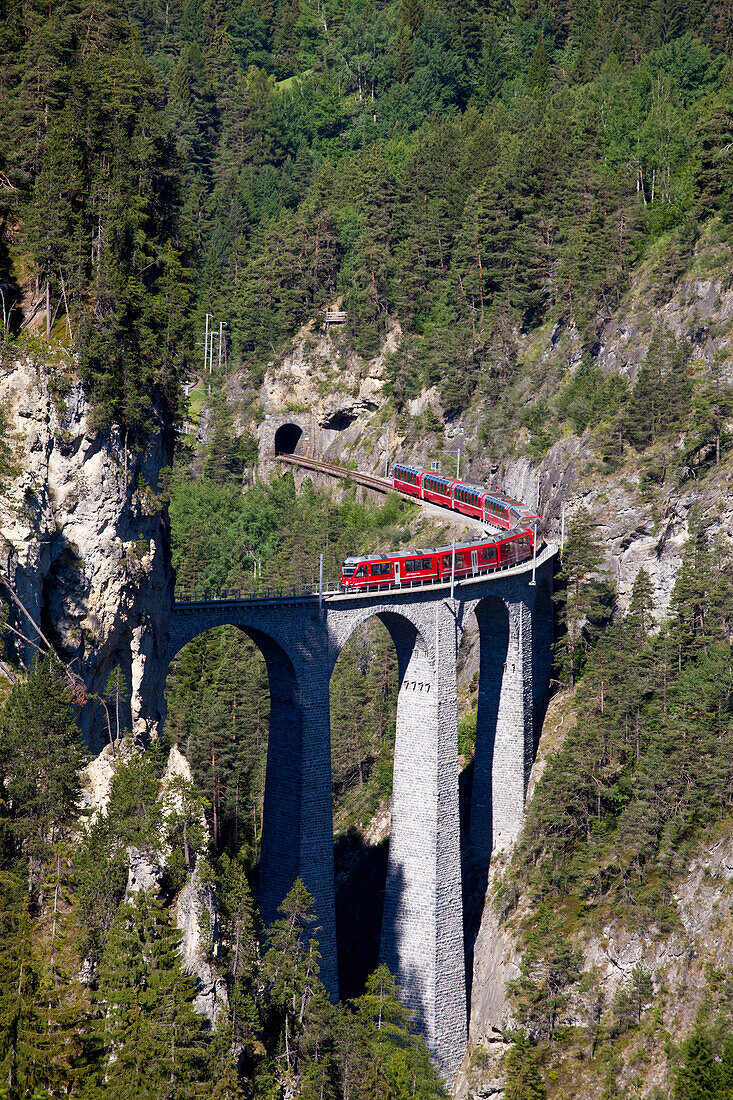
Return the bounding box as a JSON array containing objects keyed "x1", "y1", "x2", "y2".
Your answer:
[
  {"x1": 274, "y1": 452, "x2": 394, "y2": 494},
  {"x1": 274, "y1": 451, "x2": 508, "y2": 536}
]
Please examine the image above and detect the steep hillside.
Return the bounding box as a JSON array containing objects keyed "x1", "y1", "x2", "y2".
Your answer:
[
  {"x1": 202, "y1": 217, "x2": 733, "y2": 1097},
  {"x1": 215, "y1": 219, "x2": 733, "y2": 614}
]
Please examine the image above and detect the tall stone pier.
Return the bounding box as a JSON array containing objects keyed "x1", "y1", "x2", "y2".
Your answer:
[{"x1": 166, "y1": 547, "x2": 556, "y2": 1080}]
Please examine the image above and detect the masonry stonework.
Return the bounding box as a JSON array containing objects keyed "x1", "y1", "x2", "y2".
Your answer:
[{"x1": 165, "y1": 549, "x2": 556, "y2": 1081}]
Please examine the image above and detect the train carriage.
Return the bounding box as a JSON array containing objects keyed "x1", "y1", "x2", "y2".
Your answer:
[
  {"x1": 420, "y1": 471, "x2": 453, "y2": 508},
  {"x1": 339, "y1": 528, "x2": 535, "y2": 591},
  {"x1": 452, "y1": 482, "x2": 484, "y2": 520},
  {"x1": 391, "y1": 464, "x2": 540, "y2": 532},
  {"x1": 392, "y1": 463, "x2": 423, "y2": 499}
]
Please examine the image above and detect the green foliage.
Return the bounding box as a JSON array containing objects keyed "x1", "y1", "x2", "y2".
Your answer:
[
  {"x1": 106, "y1": 751, "x2": 165, "y2": 853},
  {"x1": 622, "y1": 327, "x2": 692, "y2": 451},
  {"x1": 611, "y1": 964, "x2": 654, "y2": 1035},
  {"x1": 203, "y1": 396, "x2": 259, "y2": 485},
  {"x1": 557, "y1": 358, "x2": 629, "y2": 436},
  {"x1": 330, "y1": 619, "x2": 399, "y2": 827},
  {"x1": 4, "y1": 0, "x2": 732, "y2": 425},
  {"x1": 673, "y1": 1028, "x2": 731, "y2": 1099},
  {"x1": 507, "y1": 909, "x2": 582, "y2": 1042},
  {"x1": 555, "y1": 507, "x2": 614, "y2": 686},
  {"x1": 504, "y1": 1030, "x2": 546, "y2": 1099},
  {"x1": 0, "y1": 871, "x2": 88, "y2": 1099},
  {"x1": 93, "y1": 888, "x2": 209, "y2": 1097},
  {"x1": 0, "y1": 656, "x2": 85, "y2": 889},
  {"x1": 509, "y1": 527, "x2": 733, "y2": 933}
]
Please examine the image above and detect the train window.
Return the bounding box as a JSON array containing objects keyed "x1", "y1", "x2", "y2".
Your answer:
[
  {"x1": 371, "y1": 561, "x2": 392, "y2": 576},
  {"x1": 404, "y1": 557, "x2": 434, "y2": 572},
  {"x1": 481, "y1": 547, "x2": 496, "y2": 561},
  {"x1": 442, "y1": 555, "x2": 452, "y2": 571},
  {"x1": 354, "y1": 565, "x2": 366, "y2": 577}
]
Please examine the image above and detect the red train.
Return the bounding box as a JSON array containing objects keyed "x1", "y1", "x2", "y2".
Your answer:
[
  {"x1": 391, "y1": 463, "x2": 541, "y2": 529},
  {"x1": 339, "y1": 463, "x2": 541, "y2": 592},
  {"x1": 340, "y1": 530, "x2": 534, "y2": 591}
]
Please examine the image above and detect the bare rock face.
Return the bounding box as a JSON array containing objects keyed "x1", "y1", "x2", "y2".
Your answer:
[
  {"x1": 173, "y1": 863, "x2": 229, "y2": 1029},
  {"x1": 0, "y1": 358, "x2": 174, "y2": 750},
  {"x1": 126, "y1": 846, "x2": 166, "y2": 897},
  {"x1": 78, "y1": 742, "x2": 118, "y2": 823}
]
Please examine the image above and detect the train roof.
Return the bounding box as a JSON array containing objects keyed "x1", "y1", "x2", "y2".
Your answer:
[
  {"x1": 393, "y1": 463, "x2": 540, "y2": 518},
  {"x1": 342, "y1": 531, "x2": 532, "y2": 565}
]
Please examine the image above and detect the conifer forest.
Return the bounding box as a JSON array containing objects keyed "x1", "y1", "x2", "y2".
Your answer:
[{"x1": 1, "y1": 0, "x2": 733, "y2": 1095}]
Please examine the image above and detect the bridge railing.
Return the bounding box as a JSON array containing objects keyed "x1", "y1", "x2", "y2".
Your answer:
[
  {"x1": 173, "y1": 544, "x2": 555, "y2": 607},
  {"x1": 174, "y1": 582, "x2": 340, "y2": 605}
]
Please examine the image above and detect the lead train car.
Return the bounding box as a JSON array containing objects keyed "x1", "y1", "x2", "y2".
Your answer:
[
  {"x1": 340, "y1": 529, "x2": 533, "y2": 591},
  {"x1": 391, "y1": 463, "x2": 541, "y2": 530}
]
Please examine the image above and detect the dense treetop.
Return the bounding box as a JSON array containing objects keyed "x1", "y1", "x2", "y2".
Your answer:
[{"x1": 0, "y1": 0, "x2": 731, "y2": 429}]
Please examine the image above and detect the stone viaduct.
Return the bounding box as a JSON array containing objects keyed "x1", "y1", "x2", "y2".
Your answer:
[{"x1": 165, "y1": 548, "x2": 556, "y2": 1079}]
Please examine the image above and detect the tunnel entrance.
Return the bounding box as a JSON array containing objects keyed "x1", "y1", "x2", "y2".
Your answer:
[{"x1": 274, "y1": 422, "x2": 303, "y2": 455}]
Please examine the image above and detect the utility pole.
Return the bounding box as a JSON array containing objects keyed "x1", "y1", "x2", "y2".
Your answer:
[
  {"x1": 203, "y1": 313, "x2": 212, "y2": 376},
  {"x1": 560, "y1": 502, "x2": 566, "y2": 557},
  {"x1": 384, "y1": 425, "x2": 390, "y2": 478},
  {"x1": 456, "y1": 448, "x2": 461, "y2": 480},
  {"x1": 531, "y1": 521, "x2": 537, "y2": 586},
  {"x1": 319, "y1": 553, "x2": 324, "y2": 612},
  {"x1": 208, "y1": 330, "x2": 215, "y2": 396},
  {"x1": 218, "y1": 321, "x2": 227, "y2": 374},
  {"x1": 450, "y1": 539, "x2": 456, "y2": 601}
]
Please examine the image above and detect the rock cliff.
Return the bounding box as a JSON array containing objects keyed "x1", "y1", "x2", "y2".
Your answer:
[{"x1": 0, "y1": 357, "x2": 174, "y2": 749}]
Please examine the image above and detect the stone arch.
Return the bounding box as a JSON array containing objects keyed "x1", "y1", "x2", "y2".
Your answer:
[
  {"x1": 328, "y1": 605, "x2": 432, "y2": 678},
  {"x1": 274, "y1": 421, "x2": 303, "y2": 455},
  {"x1": 165, "y1": 612, "x2": 338, "y2": 997},
  {"x1": 531, "y1": 577, "x2": 554, "y2": 754}
]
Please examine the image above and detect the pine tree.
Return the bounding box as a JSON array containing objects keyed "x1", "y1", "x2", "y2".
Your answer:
[
  {"x1": 556, "y1": 508, "x2": 612, "y2": 686},
  {"x1": 0, "y1": 656, "x2": 85, "y2": 893},
  {"x1": 93, "y1": 888, "x2": 208, "y2": 1098},
  {"x1": 527, "y1": 36, "x2": 551, "y2": 89},
  {"x1": 263, "y1": 878, "x2": 323, "y2": 1077},
  {"x1": 504, "y1": 1030, "x2": 546, "y2": 1099},
  {"x1": 674, "y1": 1029, "x2": 720, "y2": 1099},
  {"x1": 507, "y1": 909, "x2": 582, "y2": 1042},
  {"x1": 217, "y1": 854, "x2": 261, "y2": 1058},
  {"x1": 627, "y1": 568, "x2": 655, "y2": 642}
]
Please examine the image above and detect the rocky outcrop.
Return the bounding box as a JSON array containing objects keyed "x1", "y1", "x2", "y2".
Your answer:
[
  {"x1": 158, "y1": 745, "x2": 228, "y2": 1028},
  {"x1": 174, "y1": 864, "x2": 228, "y2": 1029},
  {"x1": 0, "y1": 358, "x2": 174, "y2": 749},
  {"x1": 126, "y1": 846, "x2": 166, "y2": 897},
  {"x1": 79, "y1": 740, "x2": 227, "y2": 1029}
]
